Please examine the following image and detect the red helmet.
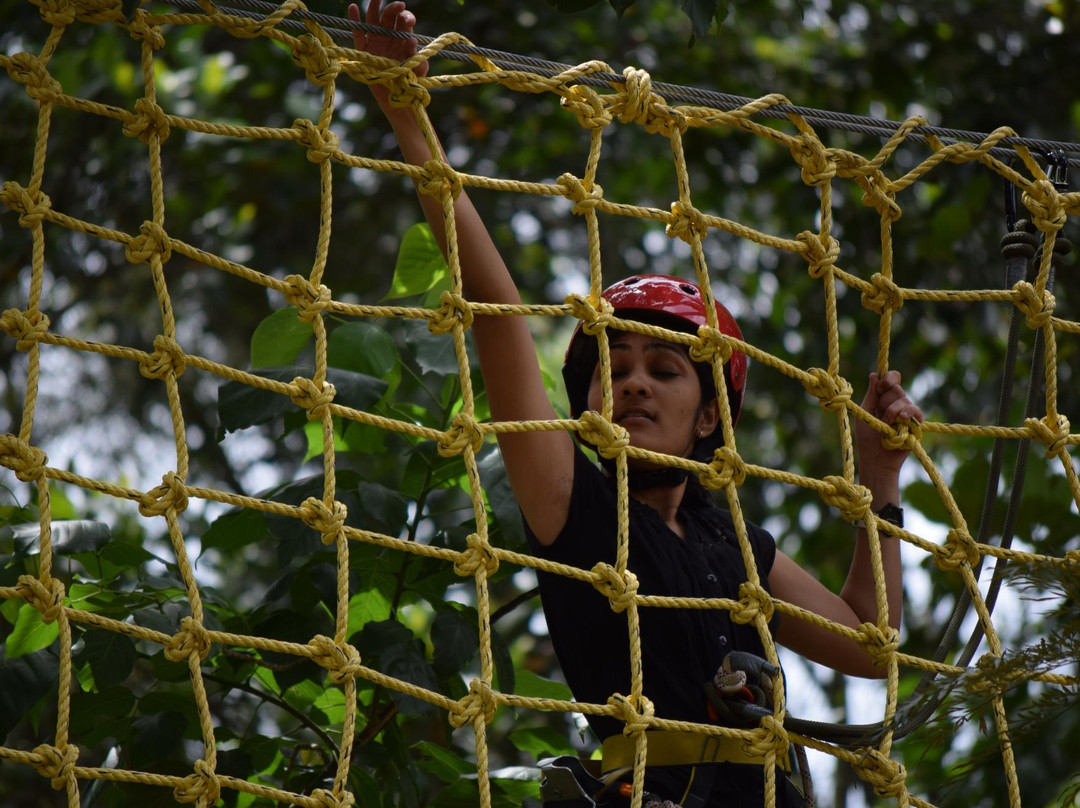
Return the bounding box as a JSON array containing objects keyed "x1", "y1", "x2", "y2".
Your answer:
[{"x1": 562, "y1": 275, "x2": 748, "y2": 454}]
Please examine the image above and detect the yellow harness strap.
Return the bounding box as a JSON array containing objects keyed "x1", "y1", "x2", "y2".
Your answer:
[{"x1": 602, "y1": 731, "x2": 791, "y2": 774}]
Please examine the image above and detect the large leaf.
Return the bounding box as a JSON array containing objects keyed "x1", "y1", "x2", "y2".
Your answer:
[
  {"x1": 250, "y1": 307, "x2": 314, "y2": 369},
  {"x1": 200, "y1": 506, "x2": 268, "y2": 555},
  {"x1": 0, "y1": 646, "x2": 58, "y2": 736},
  {"x1": 6, "y1": 519, "x2": 111, "y2": 557},
  {"x1": 513, "y1": 669, "x2": 573, "y2": 701},
  {"x1": 217, "y1": 365, "x2": 388, "y2": 434},
  {"x1": 78, "y1": 628, "x2": 137, "y2": 688},
  {"x1": 327, "y1": 321, "x2": 399, "y2": 379},
  {"x1": 431, "y1": 607, "x2": 478, "y2": 677},
  {"x1": 508, "y1": 725, "x2": 578, "y2": 759},
  {"x1": 355, "y1": 619, "x2": 439, "y2": 716},
  {"x1": 383, "y1": 223, "x2": 449, "y2": 301},
  {"x1": 5, "y1": 602, "x2": 60, "y2": 659}
]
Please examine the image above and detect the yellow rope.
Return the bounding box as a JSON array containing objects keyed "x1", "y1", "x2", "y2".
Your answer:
[{"x1": 1, "y1": 3, "x2": 1078, "y2": 807}]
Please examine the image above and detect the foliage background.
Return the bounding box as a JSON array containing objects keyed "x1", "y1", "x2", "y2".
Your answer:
[{"x1": 1, "y1": 0, "x2": 1078, "y2": 806}]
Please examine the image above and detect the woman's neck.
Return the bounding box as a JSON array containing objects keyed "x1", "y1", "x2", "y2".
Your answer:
[{"x1": 631, "y1": 481, "x2": 688, "y2": 538}]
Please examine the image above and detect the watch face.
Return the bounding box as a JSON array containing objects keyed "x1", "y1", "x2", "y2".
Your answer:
[{"x1": 876, "y1": 504, "x2": 903, "y2": 528}]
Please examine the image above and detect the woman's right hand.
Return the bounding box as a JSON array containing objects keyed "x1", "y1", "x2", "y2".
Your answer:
[{"x1": 349, "y1": 0, "x2": 429, "y2": 108}]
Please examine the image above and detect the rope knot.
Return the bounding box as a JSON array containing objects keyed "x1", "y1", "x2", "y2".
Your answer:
[
  {"x1": 803, "y1": 368, "x2": 852, "y2": 413},
  {"x1": 934, "y1": 528, "x2": 980, "y2": 571},
  {"x1": 173, "y1": 759, "x2": 220, "y2": 805},
  {"x1": 139, "y1": 471, "x2": 189, "y2": 517},
  {"x1": 1, "y1": 308, "x2": 51, "y2": 351},
  {"x1": 857, "y1": 622, "x2": 900, "y2": 667},
  {"x1": 590, "y1": 562, "x2": 639, "y2": 613},
  {"x1": 17, "y1": 574, "x2": 65, "y2": 624},
  {"x1": 744, "y1": 714, "x2": 790, "y2": 761},
  {"x1": 30, "y1": 0, "x2": 76, "y2": 25},
  {"x1": 4, "y1": 52, "x2": 62, "y2": 101},
  {"x1": 821, "y1": 476, "x2": 873, "y2": 524},
  {"x1": 1011, "y1": 280, "x2": 1055, "y2": 329},
  {"x1": 607, "y1": 693, "x2": 655, "y2": 736},
  {"x1": 127, "y1": 8, "x2": 166, "y2": 48},
  {"x1": 577, "y1": 410, "x2": 630, "y2": 459},
  {"x1": 30, "y1": 743, "x2": 78, "y2": 790},
  {"x1": 0, "y1": 434, "x2": 48, "y2": 482},
  {"x1": 857, "y1": 749, "x2": 908, "y2": 800},
  {"x1": 665, "y1": 200, "x2": 709, "y2": 244},
  {"x1": 731, "y1": 581, "x2": 774, "y2": 625},
  {"x1": 69, "y1": 0, "x2": 125, "y2": 24},
  {"x1": 796, "y1": 230, "x2": 840, "y2": 279},
  {"x1": 438, "y1": 411, "x2": 484, "y2": 458},
  {"x1": 449, "y1": 678, "x2": 497, "y2": 728},
  {"x1": 861, "y1": 272, "x2": 904, "y2": 315},
  {"x1": 298, "y1": 496, "x2": 348, "y2": 544},
  {"x1": 1022, "y1": 178, "x2": 1066, "y2": 233},
  {"x1": 790, "y1": 133, "x2": 836, "y2": 186},
  {"x1": 124, "y1": 220, "x2": 172, "y2": 265},
  {"x1": 565, "y1": 293, "x2": 615, "y2": 336},
  {"x1": 282, "y1": 273, "x2": 332, "y2": 321},
  {"x1": 290, "y1": 377, "x2": 336, "y2": 422},
  {"x1": 416, "y1": 159, "x2": 462, "y2": 201},
  {"x1": 428, "y1": 290, "x2": 474, "y2": 335},
  {"x1": 559, "y1": 84, "x2": 612, "y2": 129},
  {"x1": 1, "y1": 181, "x2": 53, "y2": 228},
  {"x1": 454, "y1": 532, "x2": 499, "y2": 577},
  {"x1": 123, "y1": 96, "x2": 170, "y2": 143},
  {"x1": 311, "y1": 788, "x2": 357, "y2": 808},
  {"x1": 556, "y1": 173, "x2": 604, "y2": 215},
  {"x1": 689, "y1": 324, "x2": 734, "y2": 366},
  {"x1": 1024, "y1": 414, "x2": 1070, "y2": 459},
  {"x1": 858, "y1": 172, "x2": 902, "y2": 222},
  {"x1": 308, "y1": 635, "x2": 363, "y2": 683},
  {"x1": 164, "y1": 616, "x2": 212, "y2": 663},
  {"x1": 291, "y1": 34, "x2": 340, "y2": 86},
  {"x1": 614, "y1": 67, "x2": 684, "y2": 135},
  {"x1": 700, "y1": 446, "x2": 746, "y2": 491},
  {"x1": 293, "y1": 118, "x2": 340, "y2": 163},
  {"x1": 139, "y1": 335, "x2": 186, "y2": 379}
]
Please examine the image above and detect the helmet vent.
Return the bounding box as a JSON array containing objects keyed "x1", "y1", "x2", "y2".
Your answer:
[
  {"x1": 679, "y1": 283, "x2": 698, "y2": 295},
  {"x1": 624, "y1": 277, "x2": 640, "y2": 285}
]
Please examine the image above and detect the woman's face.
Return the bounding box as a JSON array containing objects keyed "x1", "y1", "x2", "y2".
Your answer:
[{"x1": 585, "y1": 331, "x2": 718, "y2": 463}]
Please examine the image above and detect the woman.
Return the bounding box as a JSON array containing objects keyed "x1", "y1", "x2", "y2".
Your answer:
[{"x1": 351, "y1": 3, "x2": 923, "y2": 804}]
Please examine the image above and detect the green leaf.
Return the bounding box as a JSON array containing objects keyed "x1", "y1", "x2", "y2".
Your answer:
[
  {"x1": 547, "y1": 0, "x2": 605, "y2": 11},
  {"x1": 413, "y1": 740, "x2": 475, "y2": 784},
  {"x1": 513, "y1": 669, "x2": 573, "y2": 701},
  {"x1": 5, "y1": 602, "x2": 60, "y2": 659},
  {"x1": 508, "y1": 725, "x2": 578, "y2": 759},
  {"x1": 8, "y1": 519, "x2": 111, "y2": 556},
  {"x1": 346, "y1": 586, "x2": 392, "y2": 639},
  {"x1": 79, "y1": 628, "x2": 137, "y2": 688},
  {"x1": 327, "y1": 321, "x2": 399, "y2": 379},
  {"x1": 0, "y1": 646, "x2": 58, "y2": 736},
  {"x1": 384, "y1": 223, "x2": 450, "y2": 301},
  {"x1": 431, "y1": 608, "x2": 478, "y2": 677},
  {"x1": 217, "y1": 365, "x2": 388, "y2": 434},
  {"x1": 355, "y1": 619, "x2": 439, "y2": 716},
  {"x1": 680, "y1": 0, "x2": 724, "y2": 38},
  {"x1": 250, "y1": 308, "x2": 314, "y2": 369},
  {"x1": 201, "y1": 506, "x2": 267, "y2": 555}
]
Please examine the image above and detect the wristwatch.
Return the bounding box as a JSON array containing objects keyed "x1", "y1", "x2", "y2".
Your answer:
[{"x1": 875, "y1": 503, "x2": 904, "y2": 529}]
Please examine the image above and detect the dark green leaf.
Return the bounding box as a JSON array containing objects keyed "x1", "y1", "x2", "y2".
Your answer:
[
  {"x1": 431, "y1": 608, "x2": 478, "y2": 677},
  {"x1": 250, "y1": 307, "x2": 314, "y2": 369},
  {"x1": 129, "y1": 710, "x2": 188, "y2": 768},
  {"x1": 355, "y1": 481, "x2": 409, "y2": 536},
  {"x1": 69, "y1": 684, "x2": 136, "y2": 745},
  {"x1": 384, "y1": 223, "x2": 449, "y2": 301},
  {"x1": 79, "y1": 628, "x2": 137, "y2": 687},
  {"x1": 403, "y1": 320, "x2": 460, "y2": 377},
  {"x1": 200, "y1": 506, "x2": 268, "y2": 555},
  {"x1": 413, "y1": 740, "x2": 474, "y2": 784},
  {"x1": 8, "y1": 519, "x2": 111, "y2": 556},
  {"x1": 327, "y1": 321, "x2": 399, "y2": 379},
  {"x1": 217, "y1": 365, "x2": 388, "y2": 434},
  {"x1": 478, "y1": 448, "x2": 525, "y2": 550},
  {"x1": 0, "y1": 646, "x2": 58, "y2": 737},
  {"x1": 548, "y1": 0, "x2": 605, "y2": 12},
  {"x1": 680, "y1": 0, "x2": 723, "y2": 38},
  {"x1": 508, "y1": 725, "x2": 578, "y2": 758},
  {"x1": 355, "y1": 619, "x2": 438, "y2": 716},
  {"x1": 513, "y1": 669, "x2": 573, "y2": 701}
]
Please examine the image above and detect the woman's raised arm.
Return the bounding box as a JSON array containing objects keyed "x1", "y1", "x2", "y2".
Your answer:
[{"x1": 350, "y1": 0, "x2": 574, "y2": 544}]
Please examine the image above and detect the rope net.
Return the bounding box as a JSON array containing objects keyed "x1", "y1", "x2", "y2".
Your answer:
[{"x1": 1, "y1": 1, "x2": 1078, "y2": 806}]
